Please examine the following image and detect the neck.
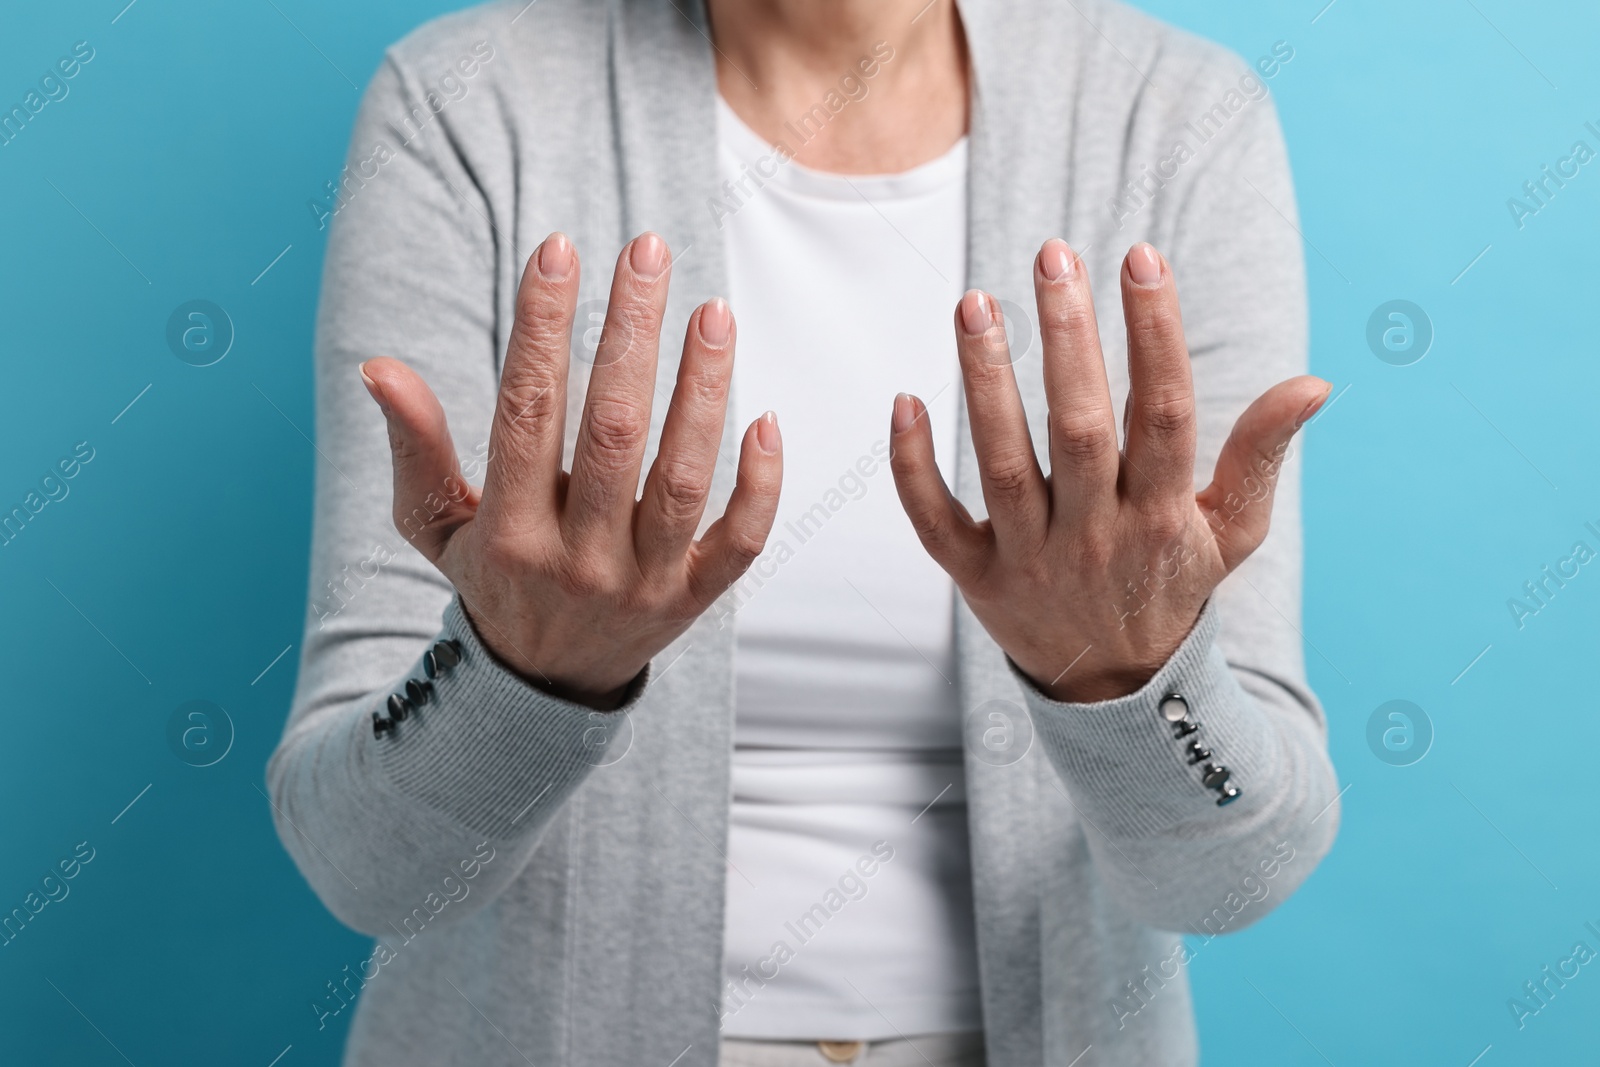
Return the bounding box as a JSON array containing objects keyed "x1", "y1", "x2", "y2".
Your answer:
[{"x1": 707, "y1": 0, "x2": 969, "y2": 174}]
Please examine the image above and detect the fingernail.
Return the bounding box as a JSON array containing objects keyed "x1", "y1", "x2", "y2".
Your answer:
[
  {"x1": 358, "y1": 361, "x2": 389, "y2": 414},
  {"x1": 1126, "y1": 243, "x2": 1163, "y2": 287},
  {"x1": 700, "y1": 297, "x2": 731, "y2": 347},
  {"x1": 631, "y1": 232, "x2": 669, "y2": 280},
  {"x1": 892, "y1": 392, "x2": 916, "y2": 434},
  {"x1": 1296, "y1": 381, "x2": 1334, "y2": 427},
  {"x1": 756, "y1": 411, "x2": 780, "y2": 454},
  {"x1": 960, "y1": 290, "x2": 993, "y2": 336},
  {"x1": 1039, "y1": 239, "x2": 1075, "y2": 281},
  {"x1": 538, "y1": 232, "x2": 572, "y2": 280}
]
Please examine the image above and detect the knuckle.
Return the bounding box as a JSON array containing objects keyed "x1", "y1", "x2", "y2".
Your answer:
[
  {"x1": 1040, "y1": 301, "x2": 1097, "y2": 342},
  {"x1": 705, "y1": 527, "x2": 768, "y2": 586},
  {"x1": 557, "y1": 557, "x2": 618, "y2": 601},
  {"x1": 621, "y1": 582, "x2": 668, "y2": 620},
  {"x1": 390, "y1": 505, "x2": 423, "y2": 542},
  {"x1": 385, "y1": 422, "x2": 420, "y2": 464},
  {"x1": 1051, "y1": 411, "x2": 1116, "y2": 464},
  {"x1": 584, "y1": 399, "x2": 647, "y2": 462},
  {"x1": 653, "y1": 458, "x2": 712, "y2": 519},
  {"x1": 1011, "y1": 544, "x2": 1055, "y2": 588},
  {"x1": 1139, "y1": 392, "x2": 1195, "y2": 439},
  {"x1": 887, "y1": 440, "x2": 911, "y2": 473},
  {"x1": 513, "y1": 291, "x2": 572, "y2": 350},
  {"x1": 738, "y1": 453, "x2": 783, "y2": 501},
  {"x1": 962, "y1": 352, "x2": 1011, "y2": 389},
  {"x1": 1142, "y1": 508, "x2": 1190, "y2": 546},
  {"x1": 1069, "y1": 528, "x2": 1115, "y2": 569},
  {"x1": 497, "y1": 367, "x2": 562, "y2": 435},
  {"x1": 904, "y1": 504, "x2": 949, "y2": 546},
  {"x1": 682, "y1": 367, "x2": 729, "y2": 409},
  {"x1": 604, "y1": 302, "x2": 658, "y2": 362},
  {"x1": 982, "y1": 449, "x2": 1037, "y2": 499},
  {"x1": 1020, "y1": 559, "x2": 1054, "y2": 591},
  {"x1": 477, "y1": 534, "x2": 535, "y2": 576},
  {"x1": 724, "y1": 528, "x2": 767, "y2": 569},
  {"x1": 1130, "y1": 305, "x2": 1185, "y2": 351}
]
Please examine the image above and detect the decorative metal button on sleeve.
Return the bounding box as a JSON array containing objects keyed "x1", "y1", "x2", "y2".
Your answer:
[
  {"x1": 1158, "y1": 691, "x2": 1242, "y2": 807},
  {"x1": 423, "y1": 638, "x2": 463, "y2": 680},
  {"x1": 374, "y1": 639, "x2": 463, "y2": 738}
]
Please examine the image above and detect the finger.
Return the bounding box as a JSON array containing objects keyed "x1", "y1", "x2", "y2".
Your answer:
[
  {"x1": 564, "y1": 232, "x2": 671, "y2": 548},
  {"x1": 635, "y1": 298, "x2": 736, "y2": 575},
  {"x1": 1034, "y1": 239, "x2": 1118, "y2": 524},
  {"x1": 481, "y1": 232, "x2": 579, "y2": 528},
  {"x1": 888, "y1": 392, "x2": 989, "y2": 585},
  {"x1": 684, "y1": 413, "x2": 782, "y2": 608},
  {"x1": 1198, "y1": 375, "x2": 1330, "y2": 572},
  {"x1": 1120, "y1": 243, "x2": 1197, "y2": 509},
  {"x1": 954, "y1": 289, "x2": 1049, "y2": 547},
  {"x1": 361, "y1": 358, "x2": 479, "y2": 562}
]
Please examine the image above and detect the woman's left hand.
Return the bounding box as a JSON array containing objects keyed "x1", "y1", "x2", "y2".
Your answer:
[{"x1": 888, "y1": 240, "x2": 1330, "y2": 703}]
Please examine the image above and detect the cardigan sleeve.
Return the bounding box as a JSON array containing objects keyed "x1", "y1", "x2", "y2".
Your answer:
[
  {"x1": 264, "y1": 48, "x2": 634, "y2": 937},
  {"x1": 1024, "y1": 67, "x2": 1339, "y2": 934}
]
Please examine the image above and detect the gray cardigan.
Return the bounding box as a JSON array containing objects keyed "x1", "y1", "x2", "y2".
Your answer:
[{"x1": 268, "y1": 1, "x2": 1339, "y2": 1064}]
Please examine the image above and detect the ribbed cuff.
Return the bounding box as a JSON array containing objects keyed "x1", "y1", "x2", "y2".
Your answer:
[
  {"x1": 375, "y1": 596, "x2": 650, "y2": 840},
  {"x1": 1014, "y1": 600, "x2": 1273, "y2": 838}
]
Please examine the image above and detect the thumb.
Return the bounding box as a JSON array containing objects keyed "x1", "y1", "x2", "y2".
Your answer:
[
  {"x1": 1196, "y1": 375, "x2": 1329, "y2": 572},
  {"x1": 360, "y1": 357, "x2": 478, "y2": 561}
]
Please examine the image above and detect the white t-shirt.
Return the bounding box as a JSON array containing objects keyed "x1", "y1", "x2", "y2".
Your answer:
[{"x1": 715, "y1": 97, "x2": 982, "y2": 1040}]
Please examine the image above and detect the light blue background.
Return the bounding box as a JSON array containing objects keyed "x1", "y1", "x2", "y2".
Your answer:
[{"x1": 1, "y1": 1, "x2": 1595, "y2": 1063}]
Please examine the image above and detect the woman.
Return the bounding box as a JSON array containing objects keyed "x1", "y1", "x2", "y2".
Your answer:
[{"x1": 269, "y1": 0, "x2": 1339, "y2": 1064}]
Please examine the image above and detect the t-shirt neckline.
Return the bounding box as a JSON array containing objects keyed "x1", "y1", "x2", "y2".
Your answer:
[{"x1": 715, "y1": 95, "x2": 968, "y2": 202}]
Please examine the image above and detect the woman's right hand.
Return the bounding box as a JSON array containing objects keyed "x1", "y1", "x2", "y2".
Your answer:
[{"x1": 359, "y1": 231, "x2": 783, "y2": 709}]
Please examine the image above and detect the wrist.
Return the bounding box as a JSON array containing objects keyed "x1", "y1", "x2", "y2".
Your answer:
[
  {"x1": 526, "y1": 671, "x2": 636, "y2": 712},
  {"x1": 1013, "y1": 611, "x2": 1204, "y2": 704},
  {"x1": 1035, "y1": 664, "x2": 1161, "y2": 704},
  {"x1": 456, "y1": 596, "x2": 641, "y2": 711}
]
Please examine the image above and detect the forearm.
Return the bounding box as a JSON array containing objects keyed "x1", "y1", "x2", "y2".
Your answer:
[
  {"x1": 266, "y1": 597, "x2": 641, "y2": 935},
  {"x1": 1019, "y1": 599, "x2": 1337, "y2": 932}
]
